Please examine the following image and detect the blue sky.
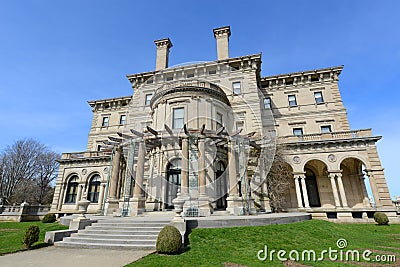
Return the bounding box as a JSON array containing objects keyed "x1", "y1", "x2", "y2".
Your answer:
[{"x1": 0, "y1": 1, "x2": 399, "y2": 197}]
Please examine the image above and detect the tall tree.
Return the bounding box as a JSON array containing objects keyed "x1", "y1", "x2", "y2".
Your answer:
[{"x1": 0, "y1": 139, "x2": 60, "y2": 204}]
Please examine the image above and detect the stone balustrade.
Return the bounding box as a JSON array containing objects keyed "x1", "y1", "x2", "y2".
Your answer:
[
  {"x1": 61, "y1": 151, "x2": 111, "y2": 160},
  {"x1": 0, "y1": 203, "x2": 50, "y2": 221},
  {"x1": 279, "y1": 129, "x2": 373, "y2": 143}
]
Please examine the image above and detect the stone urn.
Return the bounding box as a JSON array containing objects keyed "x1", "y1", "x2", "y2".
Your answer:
[
  {"x1": 77, "y1": 198, "x2": 90, "y2": 218},
  {"x1": 172, "y1": 192, "x2": 185, "y2": 217}
]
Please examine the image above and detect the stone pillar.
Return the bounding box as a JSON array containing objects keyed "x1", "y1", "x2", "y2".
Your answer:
[
  {"x1": 365, "y1": 170, "x2": 381, "y2": 208},
  {"x1": 293, "y1": 176, "x2": 303, "y2": 208},
  {"x1": 336, "y1": 173, "x2": 348, "y2": 207},
  {"x1": 181, "y1": 138, "x2": 189, "y2": 196},
  {"x1": 226, "y1": 139, "x2": 243, "y2": 215},
  {"x1": 109, "y1": 147, "x2": 122, "y2": 199},
  {"x1": 197, "y1": 138, "x2": 210, "y2": 216},
  {"x1": 300, "y1": 175, "x2": 310, "y2": 208},
  {"x1": 75, "y1": 184, "x2": 83, "y2": 211},
  {"x1": 359, "y1": 174, "x2": 371, "y2": 207},
  {"x1": 329, "y1": 173, "x2": 341, "y2": 207},
  {"x1": 105, "y1": 147, "x2": 122, "y2": 215},
  {"x1": 97, "y1": 184, "x2": 106, "y2": 213},
  {"x1": 130, "y1": 140, "x2": 146, "y2": 216},
  {"x1": 57, "y1": 184, "x2": 67, "y2": 211}
]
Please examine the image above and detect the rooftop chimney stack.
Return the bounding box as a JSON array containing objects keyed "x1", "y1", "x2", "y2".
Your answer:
[
  {"x1": 213, "y1": 26, "x2": 231, "y2": 60},
  {"x1": 154, "y1": 38, "x2": 173, "y2": 71}
]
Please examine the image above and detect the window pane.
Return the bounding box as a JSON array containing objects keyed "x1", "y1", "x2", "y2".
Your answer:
[
  {"x1": 314, "y1": 92, "x2": 324, "y2": 104},
  {"x1": 216, "y1": 112, "x2": 223, "y2": 128},
  {"x1": 288, "y1": 95, "x2": 297, "y2": 107},
  {"x1": 264, "y1": 98, "x2": 271, "y2": 109},
  {"x1": 120, "y1": 115, "x2": 126, "y2": 125},
  {"x1": 293, "y1": 128, "x2": 303, "y2": 136},
  {"x1": 173, "y1": 108, "x2": 184, "y2": 129},
  {"x1": 236, "y1": 121, "x2": 244, "y2": 131},
  {"x1": 102, "y1": 117, "x2": 109, "y2": 127},
  {"x1": 321, "y1": 125, "x2": 332, "y2": 133},
  {"x1": 145, "y1": 94, "x2": 153, "y2": 106},
  {"x1": 232, "y1": 82, "x2": 241, "y2": 94}
]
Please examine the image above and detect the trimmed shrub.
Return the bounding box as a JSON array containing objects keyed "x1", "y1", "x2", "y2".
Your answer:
[
  {"x1": 156, "y1": 225, "x2": 182, "y2": 254},
  {"x1": 373, "y1": 212, "x2": 389, "y2": 225},
  {"x1": 23, "y1": 225, "x2": 40, "y2": 248},
  {"x1": 42, "y1": 213, "x2": 56, "y2": 223}
]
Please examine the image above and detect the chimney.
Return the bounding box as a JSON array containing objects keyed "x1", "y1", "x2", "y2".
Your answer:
[
  {"x1": 213, "y1": 26, "x2": 231, "y2": 60},
  {"x1": 154, "y1": 38, "x2": 173, "y2": 71}
]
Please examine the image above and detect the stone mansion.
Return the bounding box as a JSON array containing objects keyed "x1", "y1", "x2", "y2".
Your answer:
[{"x1": 51, "y1": 26, "x2": 396, "y2": 220}]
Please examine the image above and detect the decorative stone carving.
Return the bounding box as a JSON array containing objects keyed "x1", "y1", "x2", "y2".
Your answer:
[
  {"x1": 293, "y1": 156, "x2": 301, "y2": 164},
  {"x1": 328, "y1": 154, "x2": 336, "y2": 162},
  {"x1": 82, "y1": 169, "x2": 87, "y2": 175},
  {"x1": 103, "y1": 167, "x2": 108, "y2": 174}
]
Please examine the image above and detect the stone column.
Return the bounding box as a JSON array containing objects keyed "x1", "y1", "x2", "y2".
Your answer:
[
  {"x1": 109, "y1": 147, "x2": 122, "y2": 199},
  {"x1": 57, "y1": 184, "x2": 67, "y2": 211},
  {"x1": 359, "y1": 174, "x2": 371, "y2": 207},
  {"x1": 300, "y1": 175, "x2": 310, "y2": 208},
  {"x1": 226, "y1": 139, "x2": 242, "y2": 215},
  {"x1": 130, "y1": 139, "x2": 146, "y2": 216},
  {"x1": 293, "y1": 176, "x2": 303, "y2": 208},
  {"x1": 329, "y1": 173, "x2": 341, "y2": 207},
  {"x1": 180, "y1": 138, "x2": 189, "y2": 195},
  {"x1": 336, "y1": 173, "x2": 348, "y2": 207},
  {"x1": 198, "y1": 138, "x2": 206, "y2": 195},
  {"x1": 97, "y1": 184, "x2": 106, "y2": 213},
  {"x1": 365, "y1": 170, "x2": 380, "y2": 207},
  {"x1": 75, "y1": 184, "x2": 83, "y2": 210}
]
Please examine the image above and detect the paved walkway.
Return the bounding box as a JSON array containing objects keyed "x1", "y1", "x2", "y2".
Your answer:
[{"x1": 0, "y1": 247, "x2": 153, "y2": 267}]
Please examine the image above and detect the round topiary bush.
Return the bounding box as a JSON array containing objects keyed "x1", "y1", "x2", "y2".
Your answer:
[
  {"x1": 23, "y1": 225, "x2": 40, "y2": 249},
  {"x1": 156, "y1": 225, "x2": 182, "y2": 254},
  {"x1": 42, "y1": 213, "x2": 56, "y2": 223},
  {"x1": 373, "y1": 212, "x2": 389, "y2": 225}
]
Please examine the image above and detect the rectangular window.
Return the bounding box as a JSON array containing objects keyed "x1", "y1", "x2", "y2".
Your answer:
[
  {"x1": 216, "y1": 112, "x2": 223, "y2": 129},
  {"x1": 293, "y1": 128, "x2": 303, "y2": 136},
  {"x1": 102, "y1": 117, "x2": 109, "y2": 127},
  {"x1": 186, "y1": 73, "x2": 194, "y2": 78},
  {"x1": 232, "y1": 82, "x2": 241, "y2": 95},
  {"x1": 97, "y1": 145, "x2": 102, "y2": 151},
  {"x1": 288, "y1": 95, "x2": 297, "y2": 107},
  {"x1": 236, "y1": 121, "x2": 244, "y2": 131},
  {"x1": 172, "y1": 107, "x2": 184, "y2": 129},
  {"x1": 166, "y1": 76, "x2": 173, "y2": 81},
  {"x1": 314, "y1": 91, "x2": 324, "y2": 104},
  {"x1": 119, "y1": 115, "x2": 126, "y2": 125},
  {"x1": 145, "y1": 93, "x2": 153, "y2": 106},
  {"x1": 264, "y1": 97, "x2": 271, "y2": 109},
  {"x1": 321, "y1": 125, "x2": 332, "y2": 133}
]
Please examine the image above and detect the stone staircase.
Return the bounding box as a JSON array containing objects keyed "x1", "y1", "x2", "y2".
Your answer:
[{"x1": 55, "y1": 217, "x2": 172, "y2": 249}]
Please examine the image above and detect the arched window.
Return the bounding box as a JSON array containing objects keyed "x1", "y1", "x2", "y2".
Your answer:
[
  {"x1": 88, "y1": 174, "x2": 101, "y2": 203},
  {"x1": 65, "y1": 176, "x2": 79, "y2": 203}
]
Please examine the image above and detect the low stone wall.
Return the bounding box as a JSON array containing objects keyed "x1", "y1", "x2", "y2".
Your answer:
[{"x1": 0, "y1": 203, "x2": 50, "y2": 222}]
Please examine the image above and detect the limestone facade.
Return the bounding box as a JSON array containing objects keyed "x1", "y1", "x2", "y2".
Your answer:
[{"x1": 51, "y1": 26, "x2": 395, "y2": 221}]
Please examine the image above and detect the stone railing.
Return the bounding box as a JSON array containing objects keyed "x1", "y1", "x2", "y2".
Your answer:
[
  {"x1": 61, "y1": 151, "x2": 111, "y2": 160},
  {"x1": 279, "y1": 129, "x2": 373, "y2": 143},
  {"x1": 0, "y1": 203, "x2": 50, "y2": 222},
  {"x1": 394, "y1": 197, "x2": 400, "y2": 214}
]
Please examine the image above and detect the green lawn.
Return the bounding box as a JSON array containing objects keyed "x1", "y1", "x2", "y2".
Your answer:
[
  {"x1": 128, "y1": 220, "x2": 399, "y2": 267},
  {"x1": 0, "y1": 221, "x2": 68, "y2": 255}
]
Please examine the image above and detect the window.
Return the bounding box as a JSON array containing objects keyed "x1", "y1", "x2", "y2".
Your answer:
[
  {"x1": 209, "y1": 70, "x2": 216, "y2": 75},
  {"x1": 145, "y1": 94, "x2": 153, "y2": 106},
  {"x1": 314, "y1": 92, "x2": 324, "y2": 104},
  {"x1": 166, "y1": 76, "x2": 173, "y2": 81},
  {"x1": 321, "y1": 125, "x2": 332, "y2": 133},
  {"x1": 236, "y1": 121, "x2": 244, "y2": 131},
  {"x1": 293, "y1": 128, "x2": 303, "y2": 136},
  {"x1": 216, "y1": 112, "x2": 223, "y2": 129},
  {"x1": 288, "y1": 95, "x2": 297, "y2": 107},
  {"x1": 97, "y1": 145, "x2": 102, "y2": 151},
  {"x1": 119, "y1": 115, "x2": 126, "y2": 125},
  {"x1": 88, "y1": 175, "x2": 101, "y2": 203},
  {"x1": 232, "y1": 82, "x2": 241, "y2": 95},
  {"x1": 263, "y1": 97, "x2": 271, "y2": 109},
  {"x1": 65, "y1": 176, "x2": 79, "y2": 203},
  {"x1": 186, "y1": 73, "x2": 194, "y2": 78},
  {"x1": 102, "y1": 117, "x2": 109, "y2": 127},
  {"x1": 172, "y1": 108, "x2": 184, "y2": 129}
]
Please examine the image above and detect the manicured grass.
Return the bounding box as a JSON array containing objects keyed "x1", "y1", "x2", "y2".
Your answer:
[
  {"x1": 0, "y1": 221, "x2": 68, "y2": 255},
  {"x1": 128, "y1": 220, "x2": 399, "y2": 267}
]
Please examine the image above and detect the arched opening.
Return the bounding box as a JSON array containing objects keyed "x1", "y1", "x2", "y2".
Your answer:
[
  {"x1": 65, "y1": 176, "x2": 79, "y2": 204},
  {"x1": 88, "y1": 174, "x2": 101, "y2": 203},
  {"x1": 215, "y1": 161, "x2": 227, "y2": 210},
  {"x1": 340, "y1": 158, "x2": 370, "y2": 208},
  {"x1": 165, "y1": 158, "x2": 181, "y2": 209},
  {"x1": 304, "y1": 168, "x2": 321, "y2": 207}
]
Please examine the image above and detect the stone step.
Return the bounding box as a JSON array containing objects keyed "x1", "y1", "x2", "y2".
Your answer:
[
  {"x1": 65, "y1": 237, "x2": 156, "y2": 245},
  {"x1": 55, "y1": 241, "x2": 155, "y2": 250},
  {"x1": 71, "y1": 233, "x2": 158, "y2": 240},
  {"x1": 93, "y1": 222, "x2": 167, "y2": 227},
  {"x1": 82, "y1": 229, "x2": 161, "y2": 235},
  {"x1": 87, "y1": 226, "x2": 163, "y2": 231}
]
